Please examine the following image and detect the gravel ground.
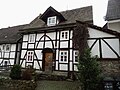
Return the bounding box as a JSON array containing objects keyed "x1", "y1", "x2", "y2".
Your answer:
[{"x1": 35, "y1": 80, "x2": 80, "y2": 90}]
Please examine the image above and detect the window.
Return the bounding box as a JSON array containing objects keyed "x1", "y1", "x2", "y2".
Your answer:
[
  {"x1": 2, "y1": 44, "x2": 5, "y2": 51},
  {"x1": 29, "y1": 34, "x2": 35, "y2": 43},
  {"x1": 47, "y1": 16, "x2": 57, "y2": 26},
  {"x1": 1, "y1": 44, "x2": 10, "y2": 52},
  {"x1": 61, "y1": 31, "x2": 69, "y2": 39},
  {"x1": 59, "y1": 51, "x2": 68, "y2": 62},
  {"x1": 74, "y1": 51, "x2": 79, "y2": 63},
  {"x1": 26, "y1": 51, "x2": 34, "y2": 62},
  {"x1": 6, "y1": 44, "x2": 10, "y2": 51}
]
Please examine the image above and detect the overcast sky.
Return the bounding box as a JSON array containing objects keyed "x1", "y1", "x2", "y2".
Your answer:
[{"x1": 0, "y1": 0, "x2": 108, "y2": 28}]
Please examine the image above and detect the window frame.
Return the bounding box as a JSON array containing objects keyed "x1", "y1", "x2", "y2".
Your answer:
[
  {"x1": 5, "y1": 44, "x2": 10, "y2": 52},
  {"x1": 26, "y1": 51, "x2": 34, "y2": 62},
  {"x1": 74, "y1": 51, "x2": 79, "y2": 63},
  {"x1": 28, "y1": 34, "x2": 35, "y2": 43},
  {"x1": 59, "y1": 51, "x2": 68, "y2": 63},
  {"x1": 61, "y1": 31, "x2": 69, "y2": 40},
  {"x1": 47, "y1": 16, "x2": 57, "y2": 26}
]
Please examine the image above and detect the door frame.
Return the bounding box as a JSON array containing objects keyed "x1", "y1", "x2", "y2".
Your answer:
[{"x1": 42, "y1": 48, "x2": 54, "y2": 71}]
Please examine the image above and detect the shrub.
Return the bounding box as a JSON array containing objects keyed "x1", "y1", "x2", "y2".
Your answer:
[
  {"x1": 77, "y1": 48, "x2": 101, "y2": 90},
  {"x1": 10, "y1": 65, "x2": 21, "y2": 80}
]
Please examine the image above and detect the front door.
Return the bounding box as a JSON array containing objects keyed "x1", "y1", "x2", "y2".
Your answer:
[{"x1": 44, "y1": 53, "x2": 53, "y2": 72}]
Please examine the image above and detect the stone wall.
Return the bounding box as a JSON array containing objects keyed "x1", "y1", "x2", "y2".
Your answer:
[
  {"x1": 99, "y1": 60, "x2": 120, "y2": 77},
  {"x1": 0, "y1": 79, "x2": 37, "y2": 90}
]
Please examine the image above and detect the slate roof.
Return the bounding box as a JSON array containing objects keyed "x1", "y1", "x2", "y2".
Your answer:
[
  {"x1": 105, "y1": 0, "x2": 120, "y2": 21},
  {"x1": 23, "y1": 6, "x2": 93, "y2": 29},
  {"x1": 0, "y1": 25, "x2": 26, "y2": 44}
]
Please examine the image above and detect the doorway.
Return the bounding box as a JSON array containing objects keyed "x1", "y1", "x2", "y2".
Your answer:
[{"x1": 42, "y1": 48, "x2": 54, "y2": 72}]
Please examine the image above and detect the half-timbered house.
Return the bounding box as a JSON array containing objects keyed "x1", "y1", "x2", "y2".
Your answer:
[
  {"x1": 19, "y1": 6, "x2": 93, "y2": 73},
  {"x1": 0, "y1": 25, "x2": 26, "y2": 70},
  {"x1": 19, "y1": 6, "x2": 120, "y2": 76}
]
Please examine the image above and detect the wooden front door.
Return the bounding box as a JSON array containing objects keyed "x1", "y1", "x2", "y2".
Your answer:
[{"x1": 44, "y1": 53, "x2": 53, "y2": 72}]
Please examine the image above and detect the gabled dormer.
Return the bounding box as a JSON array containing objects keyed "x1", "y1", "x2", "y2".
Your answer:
[{"x1": 40, "y1": 6, "x2": 66, "y2": 26}]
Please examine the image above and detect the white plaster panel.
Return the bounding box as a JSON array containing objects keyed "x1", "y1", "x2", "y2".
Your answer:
[
  {"x1": 37, "y1": 42, "x2": 44, "y2": 48},
  {"x1": 70, "y1": 62, "x2": 73, "y2": 71},
  {"x1": 101, "y1": 39, "x2": 119, "y2": 58},
  {"x1": 34, "y1": 61, "x2": 40, "y2": 69},
  {"x1": 0, "y1": 59, "x2": 3, "y2": 64},
  {"x1": 21, "y1": 60, "x2": 26, "y2": 68},
  {"x1": 39, "y1": 61, "x2": 42, "y2": 69},
  {"x1": 11, "y1": 44, "x2": 16, "y2": 51},
  {"x1": 21, "y1": 50, "x2": 27, "y2": 58},
  {"x1": 35, "y1": 50, "x2": 42, "y2": 59},
  {"x1": 59, "y1": 64, "x2": 68, "y2": 71},
  {"x1": 10, "y1": 52, "x2": 15, "y2": 58},
  {"x1": 36, "y1": 34, "x2": 44, "y2": 41},
  {"x1": 88, "y1": 28, "x2": 115, "y2": 38},
  {"x1": 54, "y1": 41, "x2": 59, "y2": 48},
  {"x1": 46, "y1": 32, "x2": 56, "y2": 40},
  {"x1": 45, "y1": 41, "x2": 53, "y2": 48},
  {"x1": 28, "y1": 44, "x2": 34, "y2": 49},
  {"x1": 55, "y1": 61, "x2": 58, "y2": 70},
  {"x1": 53, "y1": 41, "x2": 56, "y2": 48},
  {"x1": 88, "y1": 39, "x2": 97, "y2": 48},
  {"x1": 23, "y1": 35, "x2": 28, "y2": 41},
  {"x1": 4, "y1": 53, "x2": 9, "y2": 58},
  {"x1": 70, "y1": 50, "x2": 73, "y2": 60},
  {"x1": 70, "y1": 40, "x2": 72, "y2": 48},
  {"x1": 10, "y1": 59, "x2": 15, "y2": 65},
  {"x1": 60, "y1": 41, "x2": 68, "y2": 48},
  {"x1": 56, "y1": 50, "x2": 58, "y2": 60},
  {"x1": 57, "y1": 32, "x2": 59, "y2": 40},
  {"x1": 35, "y1": 42, "x2": 38, "y2": 48},
  {"x1": 90, "y1": 41, "x2": 100, "y2": 57},
  {"x1": 74, "y1": 65, "x2": 78, "y2": 71},
  {"x1": 22, "y1": 42, "x2": 28, "y2": 48},
  {"x1": 70, "y1": 30, "x2": 73, "y2": 39}
]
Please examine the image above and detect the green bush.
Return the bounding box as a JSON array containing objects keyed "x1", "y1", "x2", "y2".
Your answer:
[
  {"x1": 77, "y1": 48, "x2": 101, "y2": 90},
  {"x1": 10, "y1": 65, "x2": 21, "y2": 80}
]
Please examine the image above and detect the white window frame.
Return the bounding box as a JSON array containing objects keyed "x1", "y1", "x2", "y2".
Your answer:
[
  {"x1": 5, "y1": 44, "x2": 10, "y2": 52},
  {"x1": 74, "y1": 51, "x2": 79, "y2": 63},
  {"x1": 29, "y1": 34, "x2": 35, "y2": 43},
  {"x1": 26, "y1": 51, "x2": 34, "y2": 62},
  {"x1": 47, "y1": 16, "x2": 57, "y2": 26},
  {"x1": 59, "y1": 51, "x2": 68, "y2": 63},
  {"x1": 61, "y1": 31, "x2": 69, "y2": 39},
  {"x1": 1, "y1": 44, "x2": 10, "y2": 52}
]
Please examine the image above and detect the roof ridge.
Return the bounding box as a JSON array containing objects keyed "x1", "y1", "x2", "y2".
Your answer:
[
  {"x1": 0, "y1": 24, "x2": 27, "y2": 30},
  {"x1": 60, "y1": 5, "x2": 92, "y2": 13}
]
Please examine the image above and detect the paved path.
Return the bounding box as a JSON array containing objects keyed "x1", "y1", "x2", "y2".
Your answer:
[{"x1": 35, "y1": 80, "x2": 80, "y2": 90}]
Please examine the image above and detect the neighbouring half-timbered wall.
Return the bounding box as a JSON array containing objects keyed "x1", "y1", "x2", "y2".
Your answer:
[
  {"x1": 88, "y1": 28, "x2": 120, "y2": 59},
  {"x1": 20, "y1": 28, "x2": 78, "y2": 72},
  {"x1": 0, "y1": 44, "x2": 17, "y2": 67}
]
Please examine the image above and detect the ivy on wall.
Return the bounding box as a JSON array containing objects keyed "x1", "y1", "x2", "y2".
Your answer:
[{"x1": 73, "y1": 21, "x2": 89, "y2": 55}]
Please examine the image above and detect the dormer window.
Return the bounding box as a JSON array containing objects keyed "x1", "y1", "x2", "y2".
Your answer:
[{"x1": 47, "y1": 16, "x2": 57, "y2": 26}]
